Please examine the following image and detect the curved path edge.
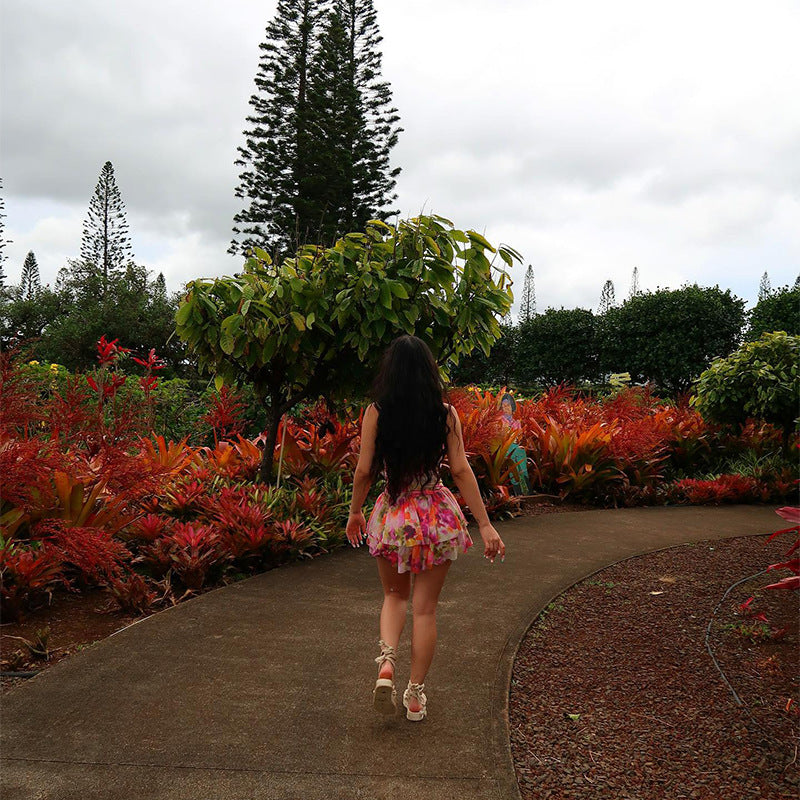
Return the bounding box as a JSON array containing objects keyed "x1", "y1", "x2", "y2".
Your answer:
[{"x1": 488, "y1": 505, "x2": 782, "y2": 800}]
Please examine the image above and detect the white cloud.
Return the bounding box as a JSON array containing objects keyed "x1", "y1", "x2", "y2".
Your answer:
[{"x1": 2, "y1": 0, "x2": 798, "y2": 315}]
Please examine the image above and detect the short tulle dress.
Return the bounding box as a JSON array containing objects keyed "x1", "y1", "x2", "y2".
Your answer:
[{"x1": 366, "y1": 471, "x2": 473, "y2": 574}]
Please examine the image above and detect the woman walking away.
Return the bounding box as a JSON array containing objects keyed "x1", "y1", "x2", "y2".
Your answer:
[{"x1": 346, "y1": 335, "x2": 506, "y2": 721}]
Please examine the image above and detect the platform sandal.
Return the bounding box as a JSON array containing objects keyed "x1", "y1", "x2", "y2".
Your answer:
[
  {"x1": 372, "y1": 639, "x2": 397, "y2": 715},
  {"x1": 403, "y1": 680, "x2": 427, "y2": 721}
]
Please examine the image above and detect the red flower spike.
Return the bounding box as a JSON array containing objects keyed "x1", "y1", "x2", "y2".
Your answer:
[
  {"x1": 96, "y1": 335, "x2": 131, "y2": 366},
  {"x1": 131, "y1": 349, "x2": 165, "y2": 372}
]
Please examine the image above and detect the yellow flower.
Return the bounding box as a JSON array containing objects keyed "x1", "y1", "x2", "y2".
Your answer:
[
  {"x1": 50, "y1": 363, "x2": 61, "y2": 371},
  {"x1": 28, "y1": 360, "x2": 40, "y2": 366}
]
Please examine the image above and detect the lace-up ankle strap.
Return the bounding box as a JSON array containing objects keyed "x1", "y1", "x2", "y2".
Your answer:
[
  {"x1": 374, "y1": 639, "x2": 397, "y2": 669},
  {"x1": 406, "y1": 680, "x2": 425, "y2": 698}
]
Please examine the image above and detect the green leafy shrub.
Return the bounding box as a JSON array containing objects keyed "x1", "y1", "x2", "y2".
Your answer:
[{"x1": 691, "y1": 331, "x2": 800, "y2": 450}]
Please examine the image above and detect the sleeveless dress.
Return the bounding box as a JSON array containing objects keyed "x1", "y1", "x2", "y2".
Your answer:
[{"x1": 365, "y1": 410, "x2": 473, "y2": 573}]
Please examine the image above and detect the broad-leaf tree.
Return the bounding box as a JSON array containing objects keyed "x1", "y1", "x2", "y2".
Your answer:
[
  {"x1": 516, "y1": 307, "x2": 600, "y2": 387},
  {"x1": 598, "y1": 284, "x2": 745, "y2": 395},
  {"x1": 179, "y1": 214, "x2": 519, "y2": 482},
  {"x1": 746, "y1": 283, "x2": 800, "y2": 340}
]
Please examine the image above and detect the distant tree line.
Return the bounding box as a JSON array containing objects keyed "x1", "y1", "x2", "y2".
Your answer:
[
  {"x1": 452, "y1": 282, "x2": 800, "y2": 396},
  {"x1": 0, "y1": 162, "x2": 184, "y2": 373}
]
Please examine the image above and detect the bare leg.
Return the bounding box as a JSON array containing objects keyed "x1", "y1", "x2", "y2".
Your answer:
[
  {"x1": 409, "y1": 560, "x2": 451, "y2": 709},
  {"x1": 376, "y1": 556, "x2": 411, "y2": 679}
]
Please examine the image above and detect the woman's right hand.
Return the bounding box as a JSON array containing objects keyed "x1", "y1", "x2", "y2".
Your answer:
[{"x1": 479, "y1": 522, "x2": 505, "y2": 564}]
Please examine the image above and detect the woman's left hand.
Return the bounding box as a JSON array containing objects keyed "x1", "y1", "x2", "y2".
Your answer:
[{"x1": 346, "y1": 511, "x2": 367, "y2": 547}]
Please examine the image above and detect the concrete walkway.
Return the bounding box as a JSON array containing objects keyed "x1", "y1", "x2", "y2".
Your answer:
[{"x1": 0, "y1": 505, "x2": 780, "y2": 800}]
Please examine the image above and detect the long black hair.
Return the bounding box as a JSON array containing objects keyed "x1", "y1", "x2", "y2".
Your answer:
[{"x1": 369, "y1": 335, "x2": 450, "y2": 502}]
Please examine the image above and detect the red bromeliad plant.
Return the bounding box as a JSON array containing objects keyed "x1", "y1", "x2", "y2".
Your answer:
[
  {"x1": 106, "y1": 571, "x2": 159, "y2": 614},
  {"x1": 167, "y1": 522, "x2": 227, "y2": 591},
  {"x1": 273, "y1": 519, "x2": 316, "y2": 560},
  {"x1": 0, "y1": 543, "x2": 66, "y2": 622},
  {"x1": 290, "y1": 475, "x2": 336, "y2": 523},
  {"x1": 273, "y1": 407, "x2": 360, "y2": 479},
  {"x1": 444, "y1": 388, "x2": 523, "y2": 516},
  {"x1": 125, "y1": 513, "x2": 175, "y2": 544},
  {"x1": 36, "y1": 519, "x2": 129, "y2": 589},
  {"x1": 763, "y1": 506, "x2": 800, "y2": 591},
  {"x1": 86, "y1": 336, "x2": 130, "y2": 432},
  {"x1": 201, "y1": 486, "x2": 274, "y2": 536},
  {"x1": 523, "y1": 415, "x2": 623, "y2": 501},
  {"x1": 668, "y1": 474, "x2": 761, "y2": 505},
  {"x1": 162, "y1": 477, "x2": 208, "y2": 519},
  {"x1": 0, "y1": 351, "x2": 44, "y2": 439},
  {"x1": 0, "y1": 436, "x2": 62, "y2": 517},
  {"x1": 44, "y1": 375, "x2": 100, "y2": 450},
  {"x1": 197, "y1": 435, "x2": 262, "y2": 482},
  {"x1": 666, "y1": 408, "x2": 716, "y2": 474},
  {"x1": 447, "y1": 388, "x2": 505, "y2": 464}
]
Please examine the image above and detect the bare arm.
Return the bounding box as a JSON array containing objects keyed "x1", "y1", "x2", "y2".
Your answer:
[
  {"x1": 445, "y1": 405, "x2": 505, "y2": 560},
  {"x1": 348, "y1": 403, "x2": 377, "y2": 517},
  {"x1": 445, "y1": 404, "x2": 491, "y2": 527}
]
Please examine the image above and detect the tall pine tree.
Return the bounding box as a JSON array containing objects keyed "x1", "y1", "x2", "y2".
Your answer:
[
  {"x1": 80, "y1": 161, "x2": 133, "y2": 297},
  {"x1": 19, "y1": 251, "x2": 40, "y2": 300},
  {"x1": 598, "y1": 280, "x2": 616, "y2": 314},
  {"x1": 231, "y1": 0, "x2": 329, "y2": 259},
  {"x1": 0, "y1": 178, "x2": 10, "y2": 291},
  {"x1": 628, "y1": 266, "x2": 640, "y2": 299},
  {"x1": 231, "y1": 0, "x2": 401, "y2": 259},
  {"x1": 308, "y1": 0, "x2": 400, "y2": 240},
  {"x1": 519, "y1": 264, "x2": 536, "y2": 322},
  {"x1": 758, "y1": 271, "x2": 771, "y2": 301}
]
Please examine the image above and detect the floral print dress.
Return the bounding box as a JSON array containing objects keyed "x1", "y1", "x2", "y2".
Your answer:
[{"x1": 366, "y1": 475, "x2": 473, "y2": 574}]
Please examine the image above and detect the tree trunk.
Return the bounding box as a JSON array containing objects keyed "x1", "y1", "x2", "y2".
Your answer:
[{"x1": 258, "y1": 394, "x2": 283, "y2": 484}]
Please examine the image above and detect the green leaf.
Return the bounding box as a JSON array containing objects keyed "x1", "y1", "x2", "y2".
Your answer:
[
  {"x1": 176, "y1": 302, "x2": 193, "y2": 326},
  {"x1": 221, "y1": 314, "x2": 243, "y2": 334},
  {"x1": 389, "y1": 281, "x2": 409, "y2": 299},
  {"x1": 220, "y1": 331, "x2": 235, "y2": 355},
  {"x1": 380, "y1": 283, "x2": 392, "y2": 309},
  {"x1": 214, "y1": 375, "x2": 225, "y2": 392},
  {"x1": 467, "y1": 231, "x2": 495, "y2": 251},
  {"x1": 289, "y1": 311, "x2": 306, "y2": 331}
]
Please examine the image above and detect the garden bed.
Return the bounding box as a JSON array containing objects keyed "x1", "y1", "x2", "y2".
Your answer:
[{"x1": 510, "y1": 532, "x2": 799, "y2": 799}]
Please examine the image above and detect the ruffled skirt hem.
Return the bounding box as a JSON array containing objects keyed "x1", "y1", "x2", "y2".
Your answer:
[
  {"x1": 366, "y1": 483, "x2": 473, "y2": 574},
  {"x1": 369, "y1": 531, "x2": 473, "y2": 574}
]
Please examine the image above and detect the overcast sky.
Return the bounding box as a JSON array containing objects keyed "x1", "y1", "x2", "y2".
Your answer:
[{"x1": 2, "y1": 0, "x2": 798, "y2": 316}]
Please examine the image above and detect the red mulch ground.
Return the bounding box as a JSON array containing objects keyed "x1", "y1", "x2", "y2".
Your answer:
[{"x1": 510, "y1": 532, "x2": 800, "y2": 800}]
